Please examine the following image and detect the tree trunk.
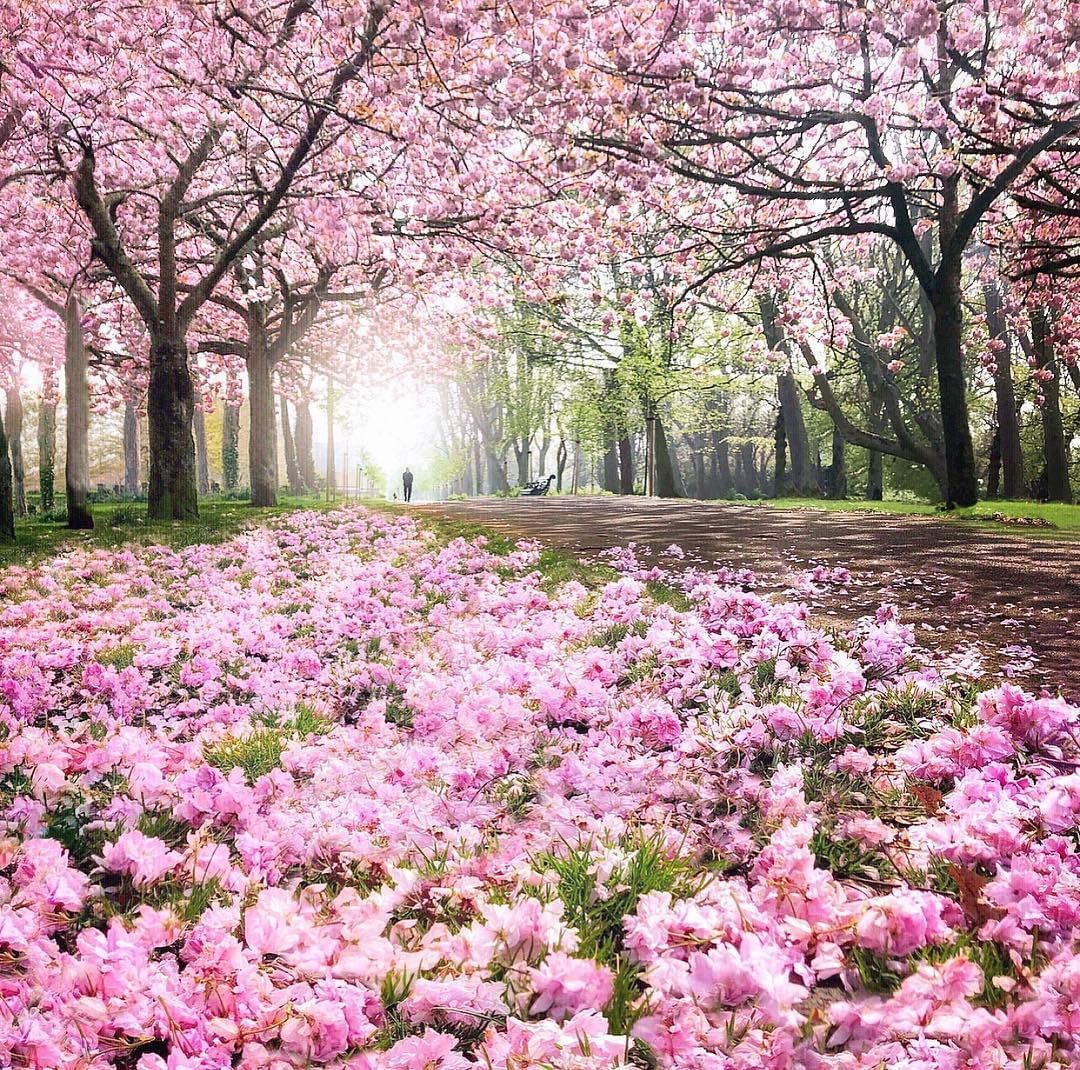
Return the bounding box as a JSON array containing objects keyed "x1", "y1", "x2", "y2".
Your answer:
[
  {"x1": 1031, "y1": 308, "x2": 1072, "y2": 503},
  {"x1": 602, "y1": 438, "x2": 619, "y2": 493},
  {"x1": 485, "y1": 447, "x2": 508, "y2": 493},
  {"x1": 37, "y1": 400, "x2": 56, "y2": 513},
  {"x1": 471, "y1": 441, "x2": 482, "y2": 497},
  {"x1": 123, "y1": 401, "x2": 140, "y2": 495},
  {"x1": 295, "y1": 400, "x2": 316, "y2": 491},
  {"x1": 0, "y1": 404, "x2": 13, "y2": 540},
  {"x1": 515, "y1": 443, "x2": 530, "y2": 485},
  {"x1": 773, "y1": 409, "x2": 787, "y2": 498},
  {"x1": 222, "y1": 404, "x2": 240, "y2": 491},
  {"x1": 5, "y1": 387, "x2": 25, "y2": 518},
  {"x1": 246, "y1": 315, "x2": 277, "y2": 507},
  {"x1": 987, "y1": 428, "x2": 1002, "y2": 499},
  {"x1": 556, "y1": 439, "x2": 568, "y2": 492},
  {"x1": 64, "y1": 294, "x2": 94, "y2": 529},
  {"x1": 538, "y1": 434, "x2": 551, "y2": 478},
  {"x1": 984, "y1": 282, "x2": 1024, "y2": 498},
  {"x1": 617, "y1": 434, "x2": 634, "y2": 494},
  {"x1": 193, "y1": 406, "x2": 211, "y2": 496},
  {"x1": 689, "y1": 440, "x2": 706, "y2": 499},
  {"x1": 931, "y1": 254, "x2": 978, "y2": 507},
  {"x1": 281, "y1": 395, "x2": 302, "y2": 495},
  {"x1": 823, "y1": 424, "x2": 847, "y2": 499},
  {"x1": 776, "y1": 371, "x2": 817, "y2": 495},
  {"x1": 713, "y1": 431, "x2": 733, "y2": 497},
  {"x1": 653, "y1": 415, "x2": 684, "y2": 498},
  {"x1": 326, "y1": 382, "x2": 336, "y2": 495},
  {"x1": 145, "y1": 330, "x2": 197, "y2": 521}
]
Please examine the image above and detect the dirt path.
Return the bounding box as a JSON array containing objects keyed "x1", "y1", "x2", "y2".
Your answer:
[{"x1": 416, "y1": 497, "x2": 1080, "y2": 699}]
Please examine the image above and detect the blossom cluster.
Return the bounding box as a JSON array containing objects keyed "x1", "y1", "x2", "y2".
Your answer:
[{"x1": 1, "y1": 507, "x2": 1078, "y2": 1070}]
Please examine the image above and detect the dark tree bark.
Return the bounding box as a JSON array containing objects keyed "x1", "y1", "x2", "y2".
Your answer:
[
  {"x1": 193, "y1": 406, "x2": 211, "y2": 496},
  {"x1": 931, "y1": 206, "x2": 978, "y2": 507},
  {"x1": 5, "y1": 388, "x2": 25, "y2": 518},
  {"x1": 653, "y1": 415, "x2": 684, "y2": 498},
  {"x1": 145, "y1": 334, "x2": 197, "y2": 520},
  {"x1": 537, "y1": 430, "x2": 552, "y2": 479},
  {"x1": 555, "y1": 439, "x2": 568, "y2": 492},
  {"x1": 1031, "y1": 308, "x2": 1073, "y2": 503},
  {"x1": 246, "y1": 312, "x2": 277, "y2": 507},
  {"x1": 821, "y1": 424, "x2": 847, "y2": 499},
  {"x1": 759, "y1": 295, "x2": 818, "y2": 495},
  {"x1": 864, "y1": 399, "x2": 885, "y2": 500},
  {"x1": 987, "y1": 428, "x2": 1002, "y2": 499},
  {"x1": 37, "y1": 401, "x2": 56, "y2": 513},
  {"x1": 735, "y1": 442, "x2": 758, "y2": 496},
  {"x1": 984, "y1": 281, "x2": 1024, "y2": 498},
  {"x1": 281, "y1": 395, "x2": 302, "y2": 495},
  {"x1": 123, "y1": 402, "x2": 140, "y2": 495},
  {"x1": 295, "y1": 401, "x2": 316, "y2": 492},
  {"x1": 485, "y1": 448, "x2": 509, "y2": 493},
  {"x1": 64, "y1": 295, "x2": 94, "y2": 529},
  {"x1": 777, "y1": 372, "x2": 818, "y2": 495},
  {"x1": 0, "y1": 404, "x2": 13, "y2": 541},
  {"x1": 772, "y1": 409, "x2": 787, "y2": 499},
  {"x1": 513, "y1": 442, "x2": 530, "y2": 485},
  {"x1": 223, "y1": 404, "x2": 240, "y2": 491}
]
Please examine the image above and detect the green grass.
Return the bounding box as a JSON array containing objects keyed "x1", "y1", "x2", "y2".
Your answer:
[
  {"x1": 203, "y1": 703, "x2": 332, "y2": 783},
  {"x1": 742, "y1": 496, "x2": 1080, "y2": 538},
  {"x1": 375, "y1": 503, "x2": 619, "y2": 590},
  {"x1": 0, "y1": 495, "x2": 338, "y2": 568}
]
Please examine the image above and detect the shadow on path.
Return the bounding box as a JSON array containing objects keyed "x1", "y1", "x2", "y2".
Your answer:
[{"x1": 418, "y1": 497, "x2": 1080, "y2": 699}]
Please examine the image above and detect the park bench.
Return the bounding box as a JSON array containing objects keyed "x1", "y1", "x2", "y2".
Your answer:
[{"x1": 521, "y1": 474, "x2": 555, "y2": 496}]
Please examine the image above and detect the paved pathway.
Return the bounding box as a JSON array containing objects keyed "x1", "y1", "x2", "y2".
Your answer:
[{"x1": 417, "y1": 497, "x2": 1080, "y2": 699}]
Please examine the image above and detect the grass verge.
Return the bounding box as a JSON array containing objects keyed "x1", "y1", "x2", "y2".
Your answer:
[
  {"x1": 736, "y1": 496, "x2": 1080, "y2": 539},
  {"x1": 0, "y1": 495, "x2": 339, "y2": 568}
]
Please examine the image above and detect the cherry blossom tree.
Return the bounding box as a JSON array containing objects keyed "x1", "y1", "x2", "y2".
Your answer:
[{"x1": 503, "y1": 0, "x2": 1080, "y2": 506}]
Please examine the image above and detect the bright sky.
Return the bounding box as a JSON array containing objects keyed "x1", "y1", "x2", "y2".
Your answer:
[{"x1": 316, "y1": 376, "x2": 445, "y2": 495}]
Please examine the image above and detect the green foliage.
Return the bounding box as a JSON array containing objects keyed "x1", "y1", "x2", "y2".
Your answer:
[
  {"x1": 537, "y1": 833, "x2": 701, "y2": 1036},
  {"x1": 645, "y1": 581, "x2": 690, "y2": 612},
  {"x1": 383, "y1": 686, "x2": 414, "y2": 730},
  {"x1": 108, "y1": 505, "x2": 142, "y2": 528},
  {"x1": 97, "y1": 643, "x2": 136, "y2": 670},
  {"x1": 204, "y1": 704, "x2": 331, "y2": 782},
  {"x1": 204, "y1": 727, "x2": 286, "y2": 783},
  {"x1": 538, "y1": 833, "x2": 701, "y2": 964},
  {"x1": 372, "y1": 970, "x2": 420, "y2": 1050},
  {"x1": 491, "y1": 771, "x2": 538, "y2": 818}
]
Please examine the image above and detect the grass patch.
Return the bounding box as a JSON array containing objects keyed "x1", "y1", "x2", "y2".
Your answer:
[
  {"x1": 537, "y1": 832, "x2": 702, "y2": 1034},
  {"x1": 738, "y1": 496, "x2": 1080, "y2": 539},
  {"x1": 645, "y1": 580, "x2": 690, "y2": 612},
  {"x1": 96, "y1": 643, "x2": 136, "y2": 670},
  {"x1": 538, "y1": 833, "x2": 702, "y2": 962},
  {"x1": 534, "y1": 546, "x2": 618, "y2": 592},
  {"x1": 0, "y1": 495, "x2": 336, "y2": 569},
  {"x1": 204, "y1": 703, "x2": 331, "y2": 783},
  {"x1": 204, "y1": 727, "x2": 286, "y2": 783}
]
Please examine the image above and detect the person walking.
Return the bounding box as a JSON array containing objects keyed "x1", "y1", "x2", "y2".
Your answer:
[{"x1": 402, "y1": 467, "x2": 414, "y2": 503}]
